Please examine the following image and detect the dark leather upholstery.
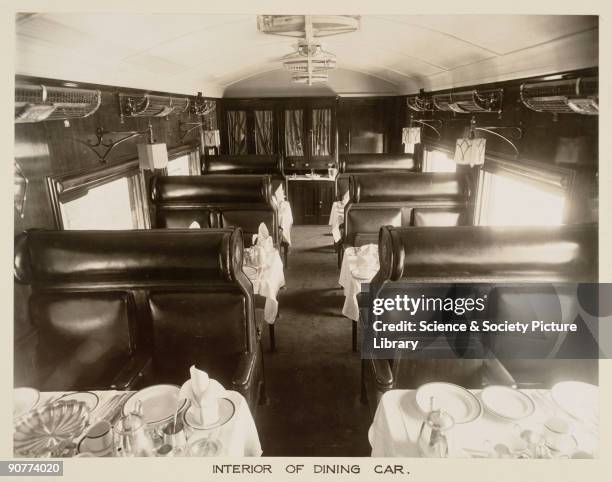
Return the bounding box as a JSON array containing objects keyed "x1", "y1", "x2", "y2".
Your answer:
[
  {"x1": 378, "y1": 224, "x2": 597, "y2": 282},
  {"x1": 28, "y1": 291, "x2": 138, "y2": 391},
  {"x1": 341, "y1": 173, "x2": 470, "y2": 265},
  {"x1": 151, "y1": 174, "x2": 272, "y2": 204},
  {"x1": 349, "y1": 172, "x2": 469, "y2": 204},
  {"x1": 203, "y1": 155, "x2": 287, "y2": 194},
  {"x1": 335, "y1": 153, "x2": 418, "y2": 201},
  {"x1": 14, "y1": 228, "x2": 264, "y2": 409},
  {"x1": 362, "y1": 224, "x2": 598, "y2": 414},
  {"x1": 150, "y1": 174, "x2": 279, "y2": 247}
]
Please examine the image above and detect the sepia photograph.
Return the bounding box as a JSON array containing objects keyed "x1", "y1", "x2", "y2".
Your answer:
[{"x1": 5, "y1": 3, "x2": 610, "y2": 479}]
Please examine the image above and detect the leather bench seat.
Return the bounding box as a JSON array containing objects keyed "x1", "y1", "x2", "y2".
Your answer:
[
  {"x1": 339, "y1": 172, "x2": 470, "y2": 266},
  {"x1": 335, "y1": 153, "x2": 419, "y2": 201},
  {"x1": 14, "y1": 228, "x2": 265, "y2": 411},
  {"x1": 361, "y1": 223, "x2": 598, "y2": 416},
  {"x1": 151, "y1": 174, "x2": 281, "y2": 248},
  {"x1": 203, "y1": 154, "x2": 287, "y2": 195}
]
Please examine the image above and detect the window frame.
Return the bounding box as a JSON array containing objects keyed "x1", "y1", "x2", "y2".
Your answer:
[
  {"x1": 47, "y1": 159, "x2": 150, "y2": 230},
  {"x1": 474, "y1": 157, "x2": 576, "y2": 226},
  {"x1": 422, "y1": 146, "x2": 457, "y2": 173},
  {"x1": 165, "y1": 145, "x2": 201, "y2": 176}
]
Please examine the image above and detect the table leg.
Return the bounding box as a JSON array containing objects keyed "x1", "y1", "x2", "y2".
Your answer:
[
  {"x1": 360, "y1": 359, "x2": 367, "y2": 404},
  {"x1": 269, "y1": 324, "x2": 276, "y2": 352},
  {"x1": 352, "y1": 320, "x2": 357, "y2": 352}
]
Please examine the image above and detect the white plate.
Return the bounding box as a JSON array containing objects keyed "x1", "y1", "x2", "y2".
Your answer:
[
  {"x1": 415, "y1": 382, "x2": 482, "y2": 424},
  {"x1": 122, "y1": 384, "x2": 187, "y2": 425},
  {"x1": 481, "y1": 385, "x2": 535, "y2": 420},
  {"x1": 58, "y1": 392, "x2": 99, "y2": 412},
  {"x1": 14, "y1": 387, "x2": 40, "y2": 420},
  {"x1": 183, "y1": 398, "x2": 236, "y2": 430},
  {"x1": 551, "y1": 381, "x2": 599, "y2": 423}
]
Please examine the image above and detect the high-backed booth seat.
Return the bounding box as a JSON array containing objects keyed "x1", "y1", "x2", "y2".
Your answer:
[
  {"x1": 150, "y1": 174, "x2": 279, "y2": 248},
  {"x1": 14, "y1": 228, "x2": 265, "y2": 410},
  {"x1": 339, "y1": 172, "x2": 471, "y2": 267},
  {"x1": 202, "y1": 154, "x2": 287, "y2": 195},
  {"x1": 361, "y1": 223, "x2": 598, "y2": 416},
  {"x1": 335, "y1": 153, "x2": 419, "y2": 201}
]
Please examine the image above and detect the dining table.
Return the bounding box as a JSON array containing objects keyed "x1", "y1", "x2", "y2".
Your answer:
[
  {"x1": 14, "y1": 389, "x2": 262, "y2": 458},
  {"x1": 338, "y1": 244, "x2": 379, "y2": 351},
  {"x1": 244, "y1": 246, "x2": 286, "y2": 325},
  {"x1": 368, "y1": 387, "x2": 598, "y2": 458}
]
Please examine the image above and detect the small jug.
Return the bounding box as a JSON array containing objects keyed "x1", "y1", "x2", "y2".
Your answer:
[{"x1": 113, "y1": 413, "x2": 154, "y2": 457}]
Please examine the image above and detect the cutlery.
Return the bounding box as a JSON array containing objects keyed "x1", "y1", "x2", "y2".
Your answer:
[
  {"x1": 105, "y1": 393, "x2": 131, "y2": 424},
  {"x1": 94, "y1": 394, "x2": 120, "y2": 421}
]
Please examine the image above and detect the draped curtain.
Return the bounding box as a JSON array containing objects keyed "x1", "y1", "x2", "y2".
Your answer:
[
  {"x1": 284, "y1": 110, "x2": 304, "y2": 156},
  {"x1": 227, "y1": 110, "x2": 247, "y2": 155},
  {"x1": 254, "y1": 110, "x2": 274, "y2": 155},
  {"x1": 312, "y1": 108, "x2": 331, "y2": 156}
]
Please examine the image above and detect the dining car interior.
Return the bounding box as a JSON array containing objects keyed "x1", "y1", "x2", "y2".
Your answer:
[{"x1": 12, "y1": 13, "x2": 601, "y2": 459}]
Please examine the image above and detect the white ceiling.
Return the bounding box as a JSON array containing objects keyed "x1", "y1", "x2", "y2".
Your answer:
[{"x1": 15, "y1": 14, "x2": 598, "y2": 97}]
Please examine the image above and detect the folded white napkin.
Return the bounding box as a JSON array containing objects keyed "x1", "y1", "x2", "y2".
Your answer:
[
  {"x1": 189, "y1": 221, "x2": 201, "y2": 229},
  {"x1": 274, "y1": 184, "x2": 285, "y2": 203},
  {"x1": 342, "y1": 191, "x2": 350, "y2": 205},
  {"x1": 252, "y1": 222, "x2": 274, "y2": 253},
  {"x1": 179, "y1": 366, "x2": 225, "y2": 426}
]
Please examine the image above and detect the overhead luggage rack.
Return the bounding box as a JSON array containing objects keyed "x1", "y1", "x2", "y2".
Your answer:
[
  {"x1": 15, "y1": 83, "x2": 101, "y2": 123},
  {"x1": 407, "y1": 94, "x2": 434, "y2": 112},
  {"x1": 520, "y1": 76, "x2": 598, "y2": 115},
  {"x1": 119, "y1": 93, "x2": 190, "y2": 120},
  {"x1": 432, "y1": 89, "x2": 503, "y2": 114}
]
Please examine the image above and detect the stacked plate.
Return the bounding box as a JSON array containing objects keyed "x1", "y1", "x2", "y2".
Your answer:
[
  {"x1": 551, "y1": 381, "x2": 598, "y2": 424},
  {"x1": 415, "y1": 383, "x2": 482, "y2": 423},
  {"x1": 481, "y1": 386, "x2": 535, "y2": 420}
]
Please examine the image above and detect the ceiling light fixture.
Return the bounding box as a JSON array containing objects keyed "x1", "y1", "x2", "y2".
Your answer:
[{"x1": 259, "y1": 15, "x2": 359, "y2": 85}]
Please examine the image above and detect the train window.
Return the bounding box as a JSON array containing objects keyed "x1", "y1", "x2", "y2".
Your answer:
[
  {"x1": 476, "y1": 160, "x2": 572, "y2": 226},
  {"x1": 166, "y1": 155, "x2": 191, "y2": 176},
  {"x1": 423, "y1": 149, "x2": 457, "y2": 172},
  {"x1": 48, "y1": 160, "x2": 149, "y2": 230},
  {"x1": 166, "y1": 149, "x2": 200, "y2": 176}
]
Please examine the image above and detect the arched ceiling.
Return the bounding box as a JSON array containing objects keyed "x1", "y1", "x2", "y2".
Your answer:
[{"x1": 16, "y1": 14, "x2": 598, "y2": 98}]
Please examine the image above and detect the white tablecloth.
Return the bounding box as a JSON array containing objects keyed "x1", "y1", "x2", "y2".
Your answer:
[
  {"x1": 368, "y1": 389, "x2": 598, "y2": 458},
  {"x1": 338, "y1": 245, "x2": 379, "y2": 321},
  {"x1": 32, "y1": 389, "x2": 261, "y2": 457},
  {"x1": 277, "y1": 200, "x2": 293, "y2": 245},
  {"x1": 328, "y1": 201, "x2": 345, "y2": 243},
  {"x1": 246, "y1": 248, "x2": 285, "y2": 324}
]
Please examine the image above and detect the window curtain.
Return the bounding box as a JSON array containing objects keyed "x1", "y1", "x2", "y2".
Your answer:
[
  {"x1": 312, "y1": 108, "x2": 331, "y2": 156},
  {"x1": 227, "y1": 110, "x2": 247, "y2": 155},
  {"x1": 284, "y1": 110, "x2": 304, "y2": 156},
  {"x1": 255, "y1": 110, "x2": 274, "y2": 155}
]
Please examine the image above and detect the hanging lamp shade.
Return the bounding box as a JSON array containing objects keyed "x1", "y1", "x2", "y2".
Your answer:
[{"x1": 454, "y1": 137, "x2": 486, "y2": 167}]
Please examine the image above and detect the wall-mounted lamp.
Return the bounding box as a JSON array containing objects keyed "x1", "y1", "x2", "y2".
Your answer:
[
  {"x1": 454, "y1": 116, "x2": 522, "y2": 166},
  {"x1": 76, "y1": 122, "x2": 164, "y2": 164},
  {"x1": 203, "y1": 130, "x2": 221, "y2": 148},
  {"x1": 137, "y1": 124, "x2": 168, "y2": 170}
]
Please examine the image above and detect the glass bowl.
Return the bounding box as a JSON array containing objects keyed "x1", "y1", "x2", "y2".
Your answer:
[{"x1": 14, "y1": 400, "x2": 90, "y2": 457}]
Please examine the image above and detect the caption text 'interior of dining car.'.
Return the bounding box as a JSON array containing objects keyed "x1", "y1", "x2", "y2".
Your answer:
[{"x1": 12, "y1": 14, "x2": 600, "y2": 459}]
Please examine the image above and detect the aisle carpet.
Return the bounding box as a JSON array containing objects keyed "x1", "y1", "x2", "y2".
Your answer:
[{"x1": 255, "y1": 226, "x2": 372, "y2": 456}]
